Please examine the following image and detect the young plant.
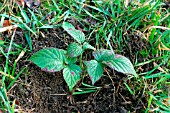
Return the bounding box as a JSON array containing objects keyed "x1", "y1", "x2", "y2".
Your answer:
[{"x1": 29, "y1": 22, "x2": 138, "y2": 91}]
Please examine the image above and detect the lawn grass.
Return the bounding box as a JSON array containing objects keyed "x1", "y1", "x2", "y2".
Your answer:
[{"x1": 0, "y1": 0, "x2": 169, "y2": 112}]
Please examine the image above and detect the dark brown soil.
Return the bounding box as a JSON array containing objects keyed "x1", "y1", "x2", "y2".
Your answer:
[{"x1": 3, "y1": 24, "x2": 147, "y2": 113}]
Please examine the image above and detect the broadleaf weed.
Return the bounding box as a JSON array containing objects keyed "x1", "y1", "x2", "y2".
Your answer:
[{"x1": 30, "y1": 22, "x2": 137, "y2": 92}]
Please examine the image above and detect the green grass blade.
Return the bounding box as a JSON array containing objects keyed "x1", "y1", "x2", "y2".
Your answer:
[
  {"x1": 124, "y1": 82, "x2": 135, "y2": 95},
  {"x1": 7, "y1": 67, "x2": 26, "y2": 90}
]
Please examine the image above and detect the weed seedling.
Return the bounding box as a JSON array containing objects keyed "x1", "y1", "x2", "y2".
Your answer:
[{"x1": 30, "y1": 22, "x2": 137, "y2": 92}]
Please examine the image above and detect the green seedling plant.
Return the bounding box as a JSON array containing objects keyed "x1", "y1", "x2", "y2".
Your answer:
[{"x1": 29, "y1": 22, "x2": 138, "y2": 92}]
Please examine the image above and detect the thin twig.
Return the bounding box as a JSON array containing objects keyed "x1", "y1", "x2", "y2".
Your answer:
[{"x1": 104, "y1": 68, "x2": 114, "y2": 87}]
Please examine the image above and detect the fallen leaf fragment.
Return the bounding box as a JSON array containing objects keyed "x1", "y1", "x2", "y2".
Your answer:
[
  {"x1": 15, "y1": 99, "x2": 20, "y2": 106},
  {"x1": 3, "y1": 20, "x2": 11, "y2": 27}
]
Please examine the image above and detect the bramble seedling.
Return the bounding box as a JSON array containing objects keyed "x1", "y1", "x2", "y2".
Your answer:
[{"x1": 29, "y1": 22, "x2": 137, "y2": 92}]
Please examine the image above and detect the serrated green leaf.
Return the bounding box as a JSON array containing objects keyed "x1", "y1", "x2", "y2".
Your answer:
[
  {"x1": 63, "y1": 64, "x2": 81, "y2": 91},
  {"x1": 83, "y1": 42, "x2": 96, "y2": 50},
  {"x1": 62, "y1": 22, "x2": 85, "y2": 43},
  {"x1": 104, "y1": 54, "x2": 137, "y2": 77},
  {"x1": 62, "y1": 22, "x2": 75, "y2": 30},
  {"x1": 67, "y1": 29, "x2": 85, "y2": 44},
  {"x1": 67, "y1": 43, "x2": 83, "y2": 57},
  {"x1": 29, "y1": 48, "x2": 65, "y2": 72},
  {"x1": 84, "y1": 60, "x2": 104, "y2": 84},
  {"x1": 93, "y1": 49, "x2": 114, "y2": 62}
]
